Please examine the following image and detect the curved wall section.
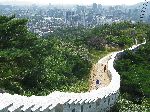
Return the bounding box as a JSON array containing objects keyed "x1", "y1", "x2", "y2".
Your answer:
[{"x1": 0, "y1": 41, "x2": 146, "y2": 112}]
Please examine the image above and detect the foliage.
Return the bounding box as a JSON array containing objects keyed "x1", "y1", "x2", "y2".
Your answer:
[
  {"x1": 49, "y1": 21, "x2": 143, "y2": 50},
  {"x1": 111, "y1": 96, "x2": 150, "y2": 112},
  {"x1": 1, "y1": 15, "x2": 147, "y2": 96},
  {"x1": 114, "y1": 38, "x2": 150, "y2": 110},
  {"x1": 0, "y1": 15, "x2": 92, "y2": 95}
]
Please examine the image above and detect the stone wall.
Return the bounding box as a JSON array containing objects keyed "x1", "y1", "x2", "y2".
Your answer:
[{"x1": 0, "y1": 41, "x2": 146, "y2": 112}]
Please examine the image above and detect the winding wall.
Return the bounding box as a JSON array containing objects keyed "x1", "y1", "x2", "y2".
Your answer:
[{"x1": 0, "y1": 41, "x2": 146, "y2": 112}]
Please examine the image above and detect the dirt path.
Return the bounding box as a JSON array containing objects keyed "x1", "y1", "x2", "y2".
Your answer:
[{"x1": 89, "y1": 53, "x2": 112, "y2": 91}]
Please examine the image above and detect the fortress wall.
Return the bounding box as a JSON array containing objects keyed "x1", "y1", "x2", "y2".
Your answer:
[{"x1": 0, "y1": 41, "x2": 146, "y2": 112}]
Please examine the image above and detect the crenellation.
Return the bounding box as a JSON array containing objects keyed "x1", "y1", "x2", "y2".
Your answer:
[
  {"x1": 21, "y1": 104, "x2": 35, "y2": 112},
  {"x1": 0, "y1": 41, "x2": 146, "y2": 112}
]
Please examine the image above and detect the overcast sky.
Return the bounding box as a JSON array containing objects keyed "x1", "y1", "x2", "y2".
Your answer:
[{"x1": 0, "y1": 0, "x2": 147, "y2": 5}]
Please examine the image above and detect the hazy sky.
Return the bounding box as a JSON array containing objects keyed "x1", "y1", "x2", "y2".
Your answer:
[{"x1": 0, "y1": 0, "x2": 147, "y2": 5}]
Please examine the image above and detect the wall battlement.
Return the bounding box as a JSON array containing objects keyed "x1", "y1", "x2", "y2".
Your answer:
[{"x1": 0, "y1": 41, "x2": 146, "y2": 112}]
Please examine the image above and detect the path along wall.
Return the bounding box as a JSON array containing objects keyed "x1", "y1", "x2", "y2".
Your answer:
[{"x1": 0, "y1": 41, "x2": 146, "y2": 112}]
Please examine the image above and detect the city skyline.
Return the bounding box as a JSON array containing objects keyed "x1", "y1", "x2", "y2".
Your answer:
[{"x1": 0, "y1": 0, "x2": 148, "y2": 6}]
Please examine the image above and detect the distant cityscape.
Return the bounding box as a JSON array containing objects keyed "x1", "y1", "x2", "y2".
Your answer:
[{"x1": 0, "y1": 2, "x2": 150, "y2": 36}]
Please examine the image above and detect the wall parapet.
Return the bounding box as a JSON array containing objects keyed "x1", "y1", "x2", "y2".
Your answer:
[{"x1": 0, "y1": 41, "x2": 146, "y2": 112}]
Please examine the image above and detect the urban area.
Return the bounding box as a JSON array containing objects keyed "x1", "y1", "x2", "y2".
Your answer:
[{"x1": 0, "y1": 3, "x2": 150, "y2": 36}]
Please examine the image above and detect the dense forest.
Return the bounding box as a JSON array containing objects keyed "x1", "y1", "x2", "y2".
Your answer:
[
  {"x1": 114, "y1": 24, "x2": 150, "y2": 111},
  {"x1": 0, "y1": 15, "x2": 147, "y2": 97}
]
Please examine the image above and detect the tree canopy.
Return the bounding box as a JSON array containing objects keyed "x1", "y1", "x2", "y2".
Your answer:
[{"x1": 0, "y1": 15, "x2": 147, "y2": 96}]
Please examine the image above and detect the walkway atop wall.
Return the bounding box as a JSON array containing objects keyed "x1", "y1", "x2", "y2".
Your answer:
[
  {"x1": 0, "y1": 41, "x2": 146, "y2": 112},
  {"x1": 89, "y1": 53, "x2": 112, "y2": 91}
]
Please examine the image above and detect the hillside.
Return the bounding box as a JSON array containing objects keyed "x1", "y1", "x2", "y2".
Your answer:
[
  {"x1": 0, "y1": 15, "x2": 147, "y2": 96},
  {"x1": 113, "y1": 27, "x2": 150, "y2": 111}
]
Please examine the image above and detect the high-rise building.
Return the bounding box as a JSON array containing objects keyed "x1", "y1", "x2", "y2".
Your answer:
[
  {"x1": 64, "y1": 11, "x2": 75, "y2": 25},
  {"x1": 93, "y1": 3, "x2": 98, "y2": 12},
  {"x1": 98, "y1": 4, "x2": 102, "y2": 9},
  {"x1": 81, "y1": 10, "x2": 86, "y2": 27}
]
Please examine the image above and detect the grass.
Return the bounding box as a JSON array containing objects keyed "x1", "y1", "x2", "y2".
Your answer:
[{"x1": 90, "y1": 50, "x2": 111, "y2": 64}]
